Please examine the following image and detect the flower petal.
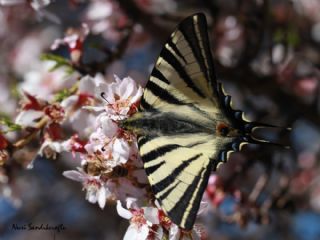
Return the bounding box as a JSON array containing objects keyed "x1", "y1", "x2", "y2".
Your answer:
[
  {"x1": 123, "y1": 224, "x2": 140, "y2": 240},
  {"x1": 112, "y1": 139, "x2": 130, "y2": 164},
  {"x1": 61, "y1": 95, "x2": 78, "y2": 109},
  {"x1": 101, "y1": 116, "x2": 118, "y2": 137},
  {"x1": 143, "y1": 207, "x2": 159, "y2": 225},
  {"x1": 98, "y1": 187, "x2": 107, "y2": 209},
  {"x1": 120, "y1": 77, "x2": 135, "y2": 99},
  {"x1": 126, "y1": 197, "x2": 138, "y2": 209},
  {"x1": 117, "y1": 200, "x2": 133, "y2": 219},
  {"x1": 169, "y1": 225, "x2": 180, "y2": 240},
  {"x1": 15, "y1": 110, "x2": 44, "y2": 127},
  {"x1": 156, "y1": 226, "x2": 164, "y2": 240},
  {"x1": 63, "y1": 170, "x2": 85, "y2": 182},
  {"x1": 197, "y1": 201, "x2": 209, "y2": 216},
  {"x1": 79, "y1": 75, "x2": 96, "y2": 94}
]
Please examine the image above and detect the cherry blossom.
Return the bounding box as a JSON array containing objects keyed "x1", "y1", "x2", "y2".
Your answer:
[
  {"x1": 90, "y1": 75, "x2": 143, "y2": 120},
  {"x1": 61, "y1": 75, "x2": 100, "y2": 136},
  {"x1": 39, "y1": 139, "x2": 70, "y2": 159},
  {"x1": 38, "y1": 135, "x2": 86, "y2": 160},
  {"x1": 117, "y1": 198, "x2": 207, "y2": 240},
  {"x1": 84, "y1": 117, "x2": 131, "y2": 166},
  {"x1": 19, "y1": 60, "x2": 79, "y2": 101},
  {"x1": 63, "y1": 168, "x2": 110, "y2": 209},
  {"x1": 117, "y1": 199, "x2": 163, "y2": 240},
  {"x1": 84, "y1": 0, "x2": 129, "y2": 41},
  {"x1": 135, "y1": 0, "x2": 177, "y2": 14},
  {"x1": 107, "y1": 177, "x2": 146, "y2": 201},
  {"x1": 0, "y1": 0, "x2": 49, "y2": 8},
  {"x1": 51, "y1": 24, "x2": 89, "y2": 63},
  {"x1": 15, "y1": 109, "x2": 45, "y2": 128}
]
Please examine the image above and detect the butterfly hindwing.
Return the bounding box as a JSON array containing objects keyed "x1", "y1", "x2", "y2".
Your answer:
[{"x1": 138, "y1": 135, "x2": 214, "y2": 229}]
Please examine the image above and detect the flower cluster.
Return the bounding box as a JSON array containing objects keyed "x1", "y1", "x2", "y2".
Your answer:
[
  {"x1": 59, "y1": 74, "x2": 209, "y2": 239},
  {"x1": 117, "y1": 198, "x2": 207, "y2": 240},
  {"x1": 63, "y1": 74, "x2": 147, "y2": 203}
]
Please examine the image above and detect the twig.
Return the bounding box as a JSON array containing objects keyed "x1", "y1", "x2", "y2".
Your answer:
[{"x1": 12, "y1": 117, "x2": 49, "y2": 149}]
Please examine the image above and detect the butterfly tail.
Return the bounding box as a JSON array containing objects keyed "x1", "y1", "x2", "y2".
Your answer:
[{"x1": 242, "y1": 122, "x2": 292, "y2": 149}]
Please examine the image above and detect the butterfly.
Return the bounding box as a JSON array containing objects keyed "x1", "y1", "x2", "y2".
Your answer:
[{"x1": 120, "y1": 13, "x2": 289, "y2": 230}]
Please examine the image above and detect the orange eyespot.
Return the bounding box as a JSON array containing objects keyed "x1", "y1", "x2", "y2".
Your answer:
[{"x1": 217, "y1": 123, "x2": 230, "y2": 136}]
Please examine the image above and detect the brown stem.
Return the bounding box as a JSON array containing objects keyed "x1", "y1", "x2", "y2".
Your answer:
[{"x1": 12, "y1": 117, "x2": 49, "y2": 149}]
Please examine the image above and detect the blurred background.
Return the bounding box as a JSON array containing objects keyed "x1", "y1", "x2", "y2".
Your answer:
[{"x1": 0, "y1": 0, "x2": 319, "y2": 239}]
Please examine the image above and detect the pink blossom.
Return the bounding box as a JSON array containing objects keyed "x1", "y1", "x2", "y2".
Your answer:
[
  {"x1": 85, "y1": 0, "x2": 113, "y2": 34},
  {"x1": 117, "y1": 198, "x2": 206, "y2": 240},
  {"x1": 0, "y1": 80, "x2": 17, "y2": 116},
  {"x1": 135, "y1": 0, "x2": 177, "y2": 14},
  {"x1": 0, "y1": 0, "x2": 51, "y2": 10},
  {"x1": 12, "y1": 29, "x2": 59, "y2": 76},
  {"x1": 84, "y1": 0, "x2": 129, "y2": 41},
  {"x1": 84, "y1": 116, "x2": 134, "y2": 167},
  {"x1": 61, "y1": 75, "x2": 100, "y2": 136},
  {"x1": 63, "y1": 168, "x2": 110, "y2": 209},
  {"x1": 205, "y1": 174, "x2": 225, "y2": 207},
  {"x1": 51, "y1": 24, "x2": 89, "y2": 63},
  {"x1": 39, "y1": 139, "x2": 70, "y2": 160},
  {"x1": 107, "y1": 178, "x2": 146, "y2": 201},
  {"x1": 169, "y1": 224, "x2": 207, "y2": 240},
  {"x1": 215, "y1": 16, "x2": 244, "y2": 67},
  {"x1": 15, "y1": 109, "x2": 44, "y2": 128},
  {"x1": 15, "y1": 93, "x2": 66, "y2": 128},
  {"x1": 19, "y1": 60, "x2": 78, "y2": 101},
  {"x1": 90, "y1": 75, "x2": 143, "y2": 120},
  {"x1": 117, "y1": 199, "x2": 163, "y2": 240}
]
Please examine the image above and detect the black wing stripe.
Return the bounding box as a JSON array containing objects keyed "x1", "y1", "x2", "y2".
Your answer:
[
  {"x1": 145, "y1": 160, "x2": 165, "y2": 175},
  {"x1": 194, "y1": 15, "x2": 217, "y2": 86},
  {"x1": 141, "y1": 144, "x2": 181, "y2": 163},
  {"x1": 167, "y1": 39, "x2": 187, "y2": 64},
  {"x1": 158, "y1": 181, "x2": 180, "y2": 201},
  {"x1": 183, "y1": 161, "x2": 212, "y2": 228},
  {"x1": 152, "y1": 154, "x2": 202, "y2": 193},
  {"x1": 167, "y1": 166, "x2": 205, "y2": 229},
  {"x1": 147, "y1": 81, "x2": 184, "y2": 106},
  {"x1": 140, "y1": 96, "x2": 157, "y2": 111},
  {"x1": 179, "y1": 17, "x2": 210, "y2": 86},
  {"x1": 161, "y1": 47, "x2": 206, "y2": 98},
  {"x1": 137, "y1": 136, "x2": 153, "y2": 148},
  {"x1": 152, "y1": 68, "x2": 170, "y2": 84}
]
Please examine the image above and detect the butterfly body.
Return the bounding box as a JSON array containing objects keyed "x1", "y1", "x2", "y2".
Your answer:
[{"x1": 120, "y1": 13, "x2": 288, "y2": 230}]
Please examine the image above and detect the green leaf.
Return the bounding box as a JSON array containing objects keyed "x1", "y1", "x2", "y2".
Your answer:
[
  {"x1": 287, "y1": 27, "x2": 300, "y2": 47},
  {"x1": 274, "y1": 29, "x2": 285, "y2": 43},
  {"x1": 40, "y1": 53, "x2": 74, "y2": 73},
  {"x1": 0, "y1": 117, "x2": 22, "y2": 132},
  {"x1": 53, "y1": 84, "x2": 78, "y2": 102},
  {"x1": 54, "y1": 89, "x2": 72, "y2": 102}
]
